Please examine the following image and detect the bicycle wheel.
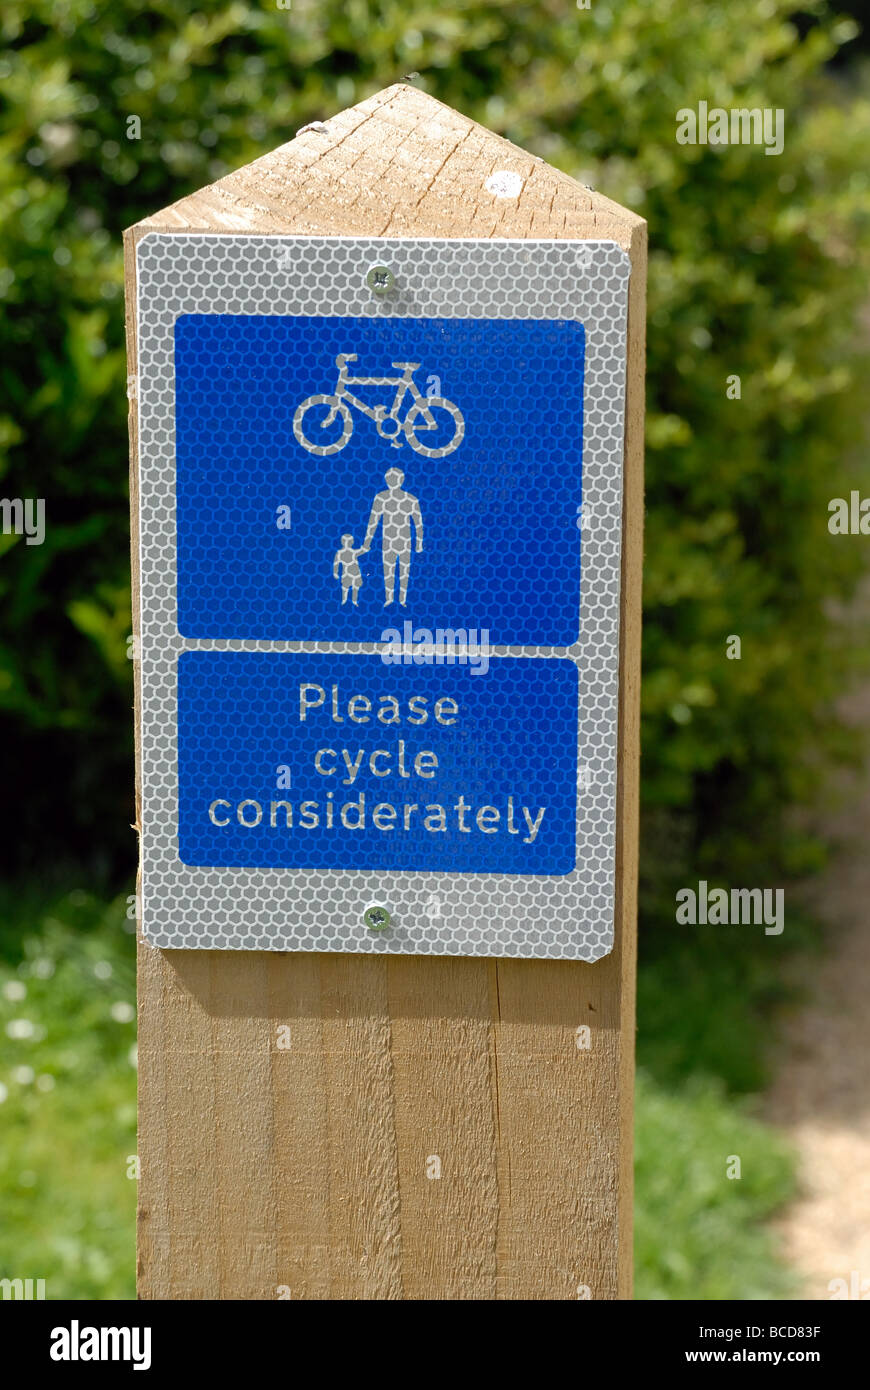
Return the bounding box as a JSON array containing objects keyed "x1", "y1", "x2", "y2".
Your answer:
[
  {"x1": 404, "y1": 398, "x2": 465, "y2": 458},
  {"x1": 293, "y1": 396, "x2": 353, "y2": 456}
]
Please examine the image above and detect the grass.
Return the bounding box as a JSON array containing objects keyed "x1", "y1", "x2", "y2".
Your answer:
[
  {"x1": 0, "y1": 884, "x2": 808, "y2": 1300},
  {"x1": 0, "y1": 887, "x2": 137, "y2": 1300},
  {"x1": 632, "y1": 913, "x2": 822, "y2": 1299},
  {"x1": 635, "y1": 1071, "x2": 796, "y2": 1299}
]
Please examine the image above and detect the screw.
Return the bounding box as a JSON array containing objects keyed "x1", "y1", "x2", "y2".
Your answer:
[
  {"x1": 366, "y1": 265, "x2": 395, "y2": 295},
  {"x1": 364, "y1": 906, "x2": 391, "y2": 932}
]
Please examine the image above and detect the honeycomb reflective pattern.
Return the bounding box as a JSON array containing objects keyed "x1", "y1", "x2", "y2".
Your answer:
[
  {"x1": 177, "y1": 652, "x2": 580, "y2": 874},
  {"x1": 136, "y1": 235, "x2": 630, "y2": 959},
  {"x1": 174, "y1": 315, "x2": 585, "y2": 645}
]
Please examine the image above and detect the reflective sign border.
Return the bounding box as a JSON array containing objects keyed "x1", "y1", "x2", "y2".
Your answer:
[{"x1": 135, "y1": 235, "x2": 630, "y2": 959}]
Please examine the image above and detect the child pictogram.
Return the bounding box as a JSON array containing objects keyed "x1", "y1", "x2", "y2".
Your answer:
[{"x1": 333, "y1": 533, "x2": 365, "y2": 606}]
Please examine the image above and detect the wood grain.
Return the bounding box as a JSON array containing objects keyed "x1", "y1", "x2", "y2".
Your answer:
[{"x1": 126, "y1": 83, "x2": 646, "y2": 1300}]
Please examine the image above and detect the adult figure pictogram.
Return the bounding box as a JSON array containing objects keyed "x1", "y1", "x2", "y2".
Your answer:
[{"x1": 360, "y1": 468, "x2": 423, "y2": 606}]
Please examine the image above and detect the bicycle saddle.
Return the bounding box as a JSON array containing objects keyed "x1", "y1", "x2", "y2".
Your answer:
[
  {"x1": 335, "y1": 353, "x2": 358, "y2": 366},
  {"x1": 391, "y1": 361, "x2": 421, "y2": 371}
]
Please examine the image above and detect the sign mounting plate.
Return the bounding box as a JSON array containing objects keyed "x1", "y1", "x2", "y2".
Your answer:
[{"x1": 135, "y1": 234, "x2": 630, "y2": 958}]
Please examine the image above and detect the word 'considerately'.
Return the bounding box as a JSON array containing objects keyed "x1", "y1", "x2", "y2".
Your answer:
[{"x1": 208, "y1": 794, "x2": 547, "y2": 842}]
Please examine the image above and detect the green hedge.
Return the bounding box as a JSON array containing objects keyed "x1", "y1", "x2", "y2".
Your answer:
[{"x1": 1, "y1": 0, "x2": 869, "y2": 892}]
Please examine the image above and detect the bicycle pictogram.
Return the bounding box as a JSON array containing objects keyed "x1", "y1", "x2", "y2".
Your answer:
[{"x1": 293, "y1": 354, "x2": 465, "y2": 458}]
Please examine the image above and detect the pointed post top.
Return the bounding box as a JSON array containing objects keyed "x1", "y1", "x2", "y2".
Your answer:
[{"x1": 128, "y1": 83, "x2": 644, "y2": 249}]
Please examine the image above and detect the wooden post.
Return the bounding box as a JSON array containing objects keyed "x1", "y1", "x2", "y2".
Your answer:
[{"x1": 126, "y1": 83, "x2": 645, "y2": 1301}]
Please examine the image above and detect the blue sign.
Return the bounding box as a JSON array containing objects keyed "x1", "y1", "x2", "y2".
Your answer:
[
  {"x1": 178, "y1": 651, "x2": 579, "y2": 875},
  {"x1": 136, "y1": 235, "x2": 629, "y2": 956},
  {"x1": 175, "y1": 315, "x2": 584, "y2": 646}
]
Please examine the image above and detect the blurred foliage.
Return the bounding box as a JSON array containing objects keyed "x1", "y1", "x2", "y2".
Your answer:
[
  {"x1": 0, "y1": 889, "x2": 137, "y2": 1298},
  {"x1": 2, "y1": 2, "x2": 867, "y2": 1303},
  {"x1": 637, "y1": 902, "x2": 822, "y2": 1093},
  {"x1": 1, "y1": 0, "x2": 869, "y2": 898},
  {"x1": 634, "y1": 1069, "x2": 797, "y2": 1299}
]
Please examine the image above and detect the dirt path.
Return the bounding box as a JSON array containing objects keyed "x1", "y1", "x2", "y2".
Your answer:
[{"x1": 765, "y1": 685, "x2": 870, "y2": 1300}]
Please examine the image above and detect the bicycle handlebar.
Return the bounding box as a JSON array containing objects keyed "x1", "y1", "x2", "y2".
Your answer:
[{"x1": 336, "y1": 353, "x2": 358, "y2": 366}]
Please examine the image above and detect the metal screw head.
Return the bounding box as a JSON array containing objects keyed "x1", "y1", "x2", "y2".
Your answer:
[
  {"x1": 364, "y1": 906, "x2": 391, "y2": 932},
  {"x1": 366, "y1": 265, "x2": 395, "y2": 295}
]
